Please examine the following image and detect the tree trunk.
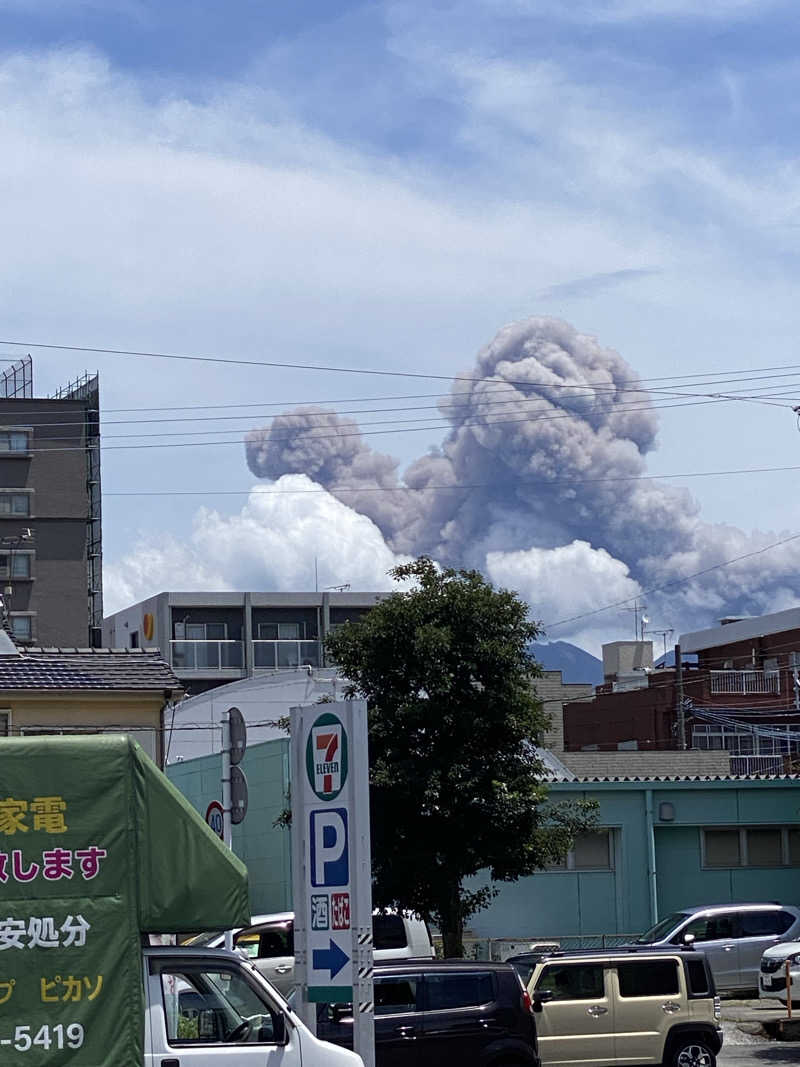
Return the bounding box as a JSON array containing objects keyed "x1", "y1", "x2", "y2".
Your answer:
[{"x1": 439, "y1": 881, "x2": 465, "y2": 958}]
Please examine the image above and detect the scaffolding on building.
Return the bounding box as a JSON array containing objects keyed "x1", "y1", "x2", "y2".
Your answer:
[
  {"x1": 52, "y1": 371, "x2": 103, "y2": 647},
  {"x1": 0, "y1": 355, "x2": 33, "y2": 398}
]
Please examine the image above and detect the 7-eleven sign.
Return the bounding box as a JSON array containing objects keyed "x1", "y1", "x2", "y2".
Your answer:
[{"x1": 306, "y1": 712, "x2": 349, "y2": 801}]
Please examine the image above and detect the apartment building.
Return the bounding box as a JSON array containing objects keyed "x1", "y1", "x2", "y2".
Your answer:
[
  {"x1": 0, "y1": 357, "x2": 101, "y2": 646},
  {"x1": 103, "y1": 590, "x2": 386, "y2": 694},
  {"x1": 563, "y1": 614, "x2": 800, "y2": 775}
]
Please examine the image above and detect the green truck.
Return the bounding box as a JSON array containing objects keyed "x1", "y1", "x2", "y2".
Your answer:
[{"x1": 0, "y1": 735, "x2": 363, "y2": 1066}]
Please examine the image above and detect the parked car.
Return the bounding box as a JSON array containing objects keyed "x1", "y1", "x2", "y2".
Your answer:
[
  {"x1": 759, "y1": 941, "x2": 800, "y2": 1005},
  {"x1": 524, "y1": 947, "x2": 722, "y2": 1067},
  {"x1": 316, "y1": 958, "x2": 539, "y2": 1067},
  {"x1": 190, "y1": 910, "x2": 434, "y2": 995},
  {"x1": 633, "y1": 902, "x2": 800, "y2": 992}
]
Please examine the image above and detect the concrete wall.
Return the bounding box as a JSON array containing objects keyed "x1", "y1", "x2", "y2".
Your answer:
[
  {"x1": 1, "y1": 693, "x2": 163, "y2": 762},
  {"x1": 535, "y1": 671, "x2": 594, "y2": 751},
  {"x1": 167, "y1": 737, "x2": 292, "y2": 916},
  {"x1": 466, "y1": 779, "x2": 800, "y2": 941},
  {"x1": 165, "y1": 738, "x2": 800, "y2": 941}
]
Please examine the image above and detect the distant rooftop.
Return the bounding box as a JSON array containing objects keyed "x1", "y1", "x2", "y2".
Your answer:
[
  {"x1": 0, "y1": 647, "x2": 181, "y2": 692},
  {"x1": 680, "y1": 606, "x2": 800, "y2": 654}
]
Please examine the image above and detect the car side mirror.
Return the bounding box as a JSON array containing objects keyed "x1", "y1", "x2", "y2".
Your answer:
[
  {"x1": 271, "y1": 1013, "x2": 287, "y2": 1045},
  {"x1": 197, "y1": 1010, "x2": 217, "y2": 1040},
  {"x1": 683, "y1": 933, "x2": 696, "y2": 946},
  {"x1": 532, "y1": 989, "x2": 554, "y2": 1012}
]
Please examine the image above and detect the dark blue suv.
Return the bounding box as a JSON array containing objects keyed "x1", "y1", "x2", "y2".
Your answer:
[{"x1": 316, "y1": 958, "x2": 539, "y2": 1067}]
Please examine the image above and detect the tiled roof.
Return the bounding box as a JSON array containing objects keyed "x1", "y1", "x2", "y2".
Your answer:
[{"x1": 0, "y1": 647, "x2": 181, "y2": 692}]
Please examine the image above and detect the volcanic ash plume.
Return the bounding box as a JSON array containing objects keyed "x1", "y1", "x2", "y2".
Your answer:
[{"x1": 245, "y1": 316, "x2": 800, "y2": 635}]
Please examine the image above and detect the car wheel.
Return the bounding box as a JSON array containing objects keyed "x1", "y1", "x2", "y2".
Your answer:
[{"x1": 670, "y1": 1040, "x2": 716, "y2": 1067}]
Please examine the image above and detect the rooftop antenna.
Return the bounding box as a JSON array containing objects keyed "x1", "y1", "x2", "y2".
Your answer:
[
  {"x1": 633, "y1": 599, "x2": 647, "y2": 641},
  {"x1": 644, "y1": 627, "x2": 674, "y2": 661}
]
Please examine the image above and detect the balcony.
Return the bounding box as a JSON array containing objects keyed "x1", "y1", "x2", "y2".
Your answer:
[
  {"x1": 170, "y1": 640, "x2": 244, "y2": 672},
  {"x1": 709, "y1": 670, "x2": 780, "y2": 695},
  {"x1": 253, "y1": 640, "x2": 321, "y2": 670},
  {"x1": 729, "y1": 755, "x2": 785, "y2": 775}
]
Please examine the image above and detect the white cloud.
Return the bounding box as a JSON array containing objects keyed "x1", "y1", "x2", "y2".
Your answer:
[
  {"x1": 486, "y1": 540, "x2": 643, "y2": 653},
  {"x1": 103, "y1": 474, "x2": 410, "y2": 612}
]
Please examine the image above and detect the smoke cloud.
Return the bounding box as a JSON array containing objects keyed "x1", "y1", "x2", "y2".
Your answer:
[{"x1": 245, "y1": 317, "x2": 800, "y2": 641}]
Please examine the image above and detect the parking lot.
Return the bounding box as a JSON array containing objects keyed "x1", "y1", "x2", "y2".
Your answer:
[{"x1": 721, "y1": 1044, "x2": 800, "y2": 1067}]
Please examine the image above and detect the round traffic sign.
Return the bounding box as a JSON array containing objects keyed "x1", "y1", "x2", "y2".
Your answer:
[{"x1": 205, "y1": 800, "x2": 224, "y2": 839}]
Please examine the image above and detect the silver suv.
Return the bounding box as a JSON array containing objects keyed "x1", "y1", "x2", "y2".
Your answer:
[
  {"x1": 522, "y1": 948, "x2": 722, "y2": 1067},
  {"x1": 634, "y1": 903, "x2": 800, "y2": 992}
]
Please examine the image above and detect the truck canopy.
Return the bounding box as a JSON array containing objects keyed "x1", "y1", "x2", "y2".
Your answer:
[{"x1": 0, "y1": 734, "x2": 250, "y2": 1065}]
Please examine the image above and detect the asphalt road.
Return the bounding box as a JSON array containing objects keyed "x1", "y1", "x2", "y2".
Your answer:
[{"x1": 721, "y1": 1046, "x2": 800, "y2": 1066}]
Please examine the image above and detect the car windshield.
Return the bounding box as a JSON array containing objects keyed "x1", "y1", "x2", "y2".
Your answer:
[
  {"x1": 636, "y1": 912, "x2": 689, "y2": 944},
  {"x1": 180, "y1": 931, "x2": 222, "y2": 947}
]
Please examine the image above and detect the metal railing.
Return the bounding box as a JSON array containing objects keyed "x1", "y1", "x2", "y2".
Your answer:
[
  {"x1": 710, "y1": 670, "x2": 780, "y2": 694},
  {"x1": 729, "y1": 754, "x2": 785, "y2": 776},
  {"x1": 252, "y1": 640, "x2": 322, "y2": 670},
  {"x1": 170, "y1": 640, "x2": 244, "y2": 671}
]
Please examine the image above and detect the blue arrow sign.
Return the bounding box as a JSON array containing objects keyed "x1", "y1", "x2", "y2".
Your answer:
[{"x1": 312, "y1": 938, "x2": 350, "y2": 980}]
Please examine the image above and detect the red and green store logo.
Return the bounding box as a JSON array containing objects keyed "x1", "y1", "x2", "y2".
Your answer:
[{"x1": 306, "y1": 712, "x2": 349, "y2": 801}]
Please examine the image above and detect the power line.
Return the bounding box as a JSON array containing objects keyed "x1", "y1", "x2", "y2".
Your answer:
[
  {"x1": 6, "y1": 336, "x2": 800, "y2": 402},
  {"x1": 7, "y1": 371, "x2": 800, "y2": 434},
  {"x1": 544, "y1": 531, "x2": 800, "y2": 631},
  {"x1": 10, "y1": 391, "x2": 799, "y2": 454},
  {"x1": 99, "y1": 461, "x2": 800, "y2": 497}
]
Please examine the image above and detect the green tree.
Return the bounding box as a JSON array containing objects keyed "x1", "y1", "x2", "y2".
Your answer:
[{"x1": 326, "y1": 557, "x2": 596, "y2": 957}]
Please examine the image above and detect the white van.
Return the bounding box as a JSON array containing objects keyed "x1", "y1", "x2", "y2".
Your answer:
[
  {"x1": 193, "y1": 910, "x2": 434, "y2": 994},
  {"x1": 145, "y1": 944, "x2": 362, "y2": 1065}
]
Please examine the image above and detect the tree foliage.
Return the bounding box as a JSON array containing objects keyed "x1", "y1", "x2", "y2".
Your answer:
[{"x1": 325, "y1": 557, "x2": 596, "y2": 956}]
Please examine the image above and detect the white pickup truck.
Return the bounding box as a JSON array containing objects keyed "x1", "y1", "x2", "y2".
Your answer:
[
  {"x1": 0, "y1": 734, "x2": 361, "y2": 1067},
  {"x1": 143, "y1": 945, "x2": 361, "y2": 1066}
]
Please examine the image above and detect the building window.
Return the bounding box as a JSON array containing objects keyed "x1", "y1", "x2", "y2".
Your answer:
[
  {"x1": 0, "y1": 430, "x2": 30, "y2": 452},
  {"x1": 9, "y1": 614, "x2": 33, "y2": 641},
  {"x1": 0, "y1": 711, "x2": 9, "y2": 736},
  {"x1": 0, "y1": 553, "x2": 32, "y2": 579},
  {"x1": 693, "y1": 723, "x2": 799, "y2": 757},
  {"x1": 0, "y1": 493, "x2": 30, "y2": 517},
  {"x1": 258, "y1": 622, "x2": 306, "y2": 640},
  {"x1": 174, "y1": 622, "x2": 228, "y2": 641},
  {"x1": 704, "y1": 829, "x2": 741, "y2": 867},
  {"x1": 546, "y1": 830, "x2": 615, "y2": 871},
  {"x1": 702, "y1": 827, "x2": 800, "y2": 868}
]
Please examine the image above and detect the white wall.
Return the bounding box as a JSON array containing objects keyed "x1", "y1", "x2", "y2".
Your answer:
[{"x1": 165, "y1": 668, "x2": 344, "y2": 764}]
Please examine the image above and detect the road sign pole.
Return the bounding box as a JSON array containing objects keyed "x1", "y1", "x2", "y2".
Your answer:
[
  {"x1": 349, "y1": 700, "x2": 375, "y2": 1067},
  {"x1": 291, "y1": 699, "x2": 374, "y2": 1048},
  {"x1": 291, "y1": 704, "x2": 316, "y2": 1032},
  {"x1": 220, "y1": 708, "x2": 233, "y2": 951}
]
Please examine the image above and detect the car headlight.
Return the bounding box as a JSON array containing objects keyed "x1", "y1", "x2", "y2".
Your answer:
[{"x1": 789, "y1": 953, "x2": 800, "y2": 966}]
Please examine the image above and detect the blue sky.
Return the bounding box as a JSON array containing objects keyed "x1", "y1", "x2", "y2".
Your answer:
[{"x1": 2, "y1": 0, "x2": 800, "y2": 646}]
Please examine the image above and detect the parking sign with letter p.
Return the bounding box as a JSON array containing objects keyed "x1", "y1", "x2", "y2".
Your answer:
[{"x1": 310, "y1": 807, "x2": 349, "y2": 887}]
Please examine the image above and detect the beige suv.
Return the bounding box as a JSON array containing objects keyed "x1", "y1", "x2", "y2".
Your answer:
[{"x1": 522, "y1": 949, "x2": 722, "y2": 1067}]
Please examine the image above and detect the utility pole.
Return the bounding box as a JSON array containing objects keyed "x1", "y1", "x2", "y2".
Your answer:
[
  {"x1": 221, "y1": 708, "x2": 233, "y2": 951},
  {"x1": 675, "y1": 644, "x2": 686, "y2": 751}
]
